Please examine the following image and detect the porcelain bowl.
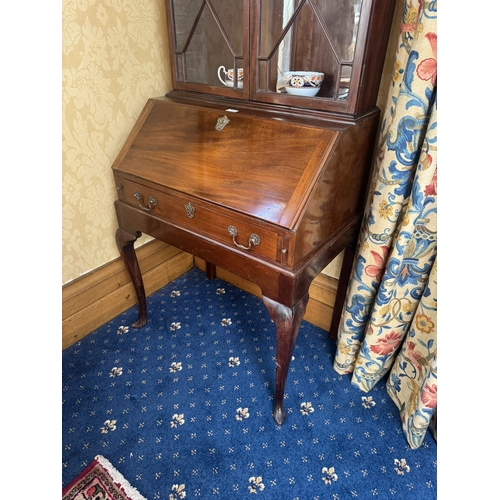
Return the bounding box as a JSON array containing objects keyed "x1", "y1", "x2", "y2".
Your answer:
[{"x1": 283, "y1": 71, "x2": 324, "y2": 97}]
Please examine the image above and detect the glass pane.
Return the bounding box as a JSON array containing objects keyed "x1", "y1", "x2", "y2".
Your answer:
[
  {"x1": 312, "y1": 0, "x2": 362, "y2": 61},
  {"x1": 172, "y1": 0, "x2": 203, "y2": 50},
  {"x1": 259, "y1": 0, "x2": 363, "y2": 99},
  {"x1": 171, "y1": 0, "x2": 244, "y2": 87}
]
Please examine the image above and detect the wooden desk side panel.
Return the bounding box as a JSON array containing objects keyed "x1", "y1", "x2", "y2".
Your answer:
[{"x1": 292, "y1": 113, "x2": 379, "y2": 265}]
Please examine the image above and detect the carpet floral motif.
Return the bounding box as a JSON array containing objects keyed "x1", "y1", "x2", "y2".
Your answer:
[{"x1": 63, "y1": 269, "x2": 436, "y2": 499}]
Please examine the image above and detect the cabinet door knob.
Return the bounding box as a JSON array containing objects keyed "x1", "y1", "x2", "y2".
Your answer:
[
  {"x1": 134, "y1": 191, "x2": 157, "y2": 212},
  {"x1": 228, "y1": 225, "x2": 260, "y2": 250}
]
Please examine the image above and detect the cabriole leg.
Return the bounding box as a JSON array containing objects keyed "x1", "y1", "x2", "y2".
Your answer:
[
  {"x1": 115, "y1": 228, "x2": 147, "y2": 329},
  {"x1": 263, "y1": 294, "x2": 309, "y2": 425}
]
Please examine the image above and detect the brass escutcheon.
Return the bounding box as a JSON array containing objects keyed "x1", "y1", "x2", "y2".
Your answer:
[
  {"x1": 185, "y1": 202, "x2": 195, "y2": 218},
  {"x1": 215, "y1": 115, "x2": 230, "y2": 131}
]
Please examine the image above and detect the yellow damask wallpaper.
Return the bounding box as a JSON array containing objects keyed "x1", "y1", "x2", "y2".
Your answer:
[{"x1": 62, "y1": 0, "x2": 171, "y2": 285}]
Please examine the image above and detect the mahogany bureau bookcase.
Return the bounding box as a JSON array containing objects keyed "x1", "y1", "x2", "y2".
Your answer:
[{"x1": 112, "y1": 0, "x2": 396, "y2": 425}]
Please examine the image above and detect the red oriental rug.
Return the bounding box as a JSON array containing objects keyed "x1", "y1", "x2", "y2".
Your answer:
[{"x1": 62, "y1": 455, "x2": 146, "y2": 500}]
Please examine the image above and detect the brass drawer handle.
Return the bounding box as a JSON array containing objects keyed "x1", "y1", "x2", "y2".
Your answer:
[
  {"x1": 134, "y1": 191, "x2": 157, "y2": 212},
  {"x1": 228, "y1": 225, "x2": 260, "y2": 250}
]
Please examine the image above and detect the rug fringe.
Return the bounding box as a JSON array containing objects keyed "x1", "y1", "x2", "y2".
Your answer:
[{"x1": 95, "y1": 455, "x2": 147, "y2": 500}]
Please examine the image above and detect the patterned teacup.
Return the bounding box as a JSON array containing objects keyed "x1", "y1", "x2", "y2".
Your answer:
[
  {"x1": 218, "y1": 66, "x2": 243, "y2": 88},
  {"x1": 283, "y1": 71, "x2": 324, "y2": 97}
]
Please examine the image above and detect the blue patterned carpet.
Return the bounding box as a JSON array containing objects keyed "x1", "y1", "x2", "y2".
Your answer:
[{"x1": 62, "y1": 268, "x2": 437, "y2": 499}]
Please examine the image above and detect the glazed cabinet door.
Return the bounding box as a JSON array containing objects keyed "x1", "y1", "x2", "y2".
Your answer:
[
  {"x1": 165, "y1": 0, "x2": 250, "y2": 98},
  {"x1": 251, "y1": 0, "x2": 363, "y2": 113}
]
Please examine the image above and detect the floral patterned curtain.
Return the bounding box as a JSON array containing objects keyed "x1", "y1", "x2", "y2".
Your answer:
[{"x1": 333, "y1": 0, "x2": 437, "y2": 449}]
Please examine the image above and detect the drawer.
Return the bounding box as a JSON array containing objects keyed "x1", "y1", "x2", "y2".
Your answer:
[{"x1": 118, "y1": 177, "x2": 282, "y2": 262}]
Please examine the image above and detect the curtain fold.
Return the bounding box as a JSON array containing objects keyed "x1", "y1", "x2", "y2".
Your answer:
[{"x1": 333, "y1": 0, "x2": 437, "y2": 449}]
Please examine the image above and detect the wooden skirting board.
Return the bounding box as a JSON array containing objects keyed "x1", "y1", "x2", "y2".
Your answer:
[
  {"x1": 62, "y1": 240, "x2": 194, "y2": 350},
  {"x1": 62, "y1": 241, "x2": 339, "y2": 350}
]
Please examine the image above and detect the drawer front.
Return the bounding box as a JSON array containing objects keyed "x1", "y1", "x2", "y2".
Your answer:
[{"x1": 119, "y1": 177, "x2": 281, "y2": 262}]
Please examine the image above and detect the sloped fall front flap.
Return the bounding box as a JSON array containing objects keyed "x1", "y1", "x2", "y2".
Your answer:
[{"x1": 113, "y1": 97, "x2": 339, "y2": 230}]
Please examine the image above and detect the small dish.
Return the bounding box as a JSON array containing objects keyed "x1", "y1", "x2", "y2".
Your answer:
[
  {"x1": 222, "y1": 81, "x2": 243, "y2": 89},
  {"x1": 285, "y1": 86, "x2": 321, "y2": 97}
]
